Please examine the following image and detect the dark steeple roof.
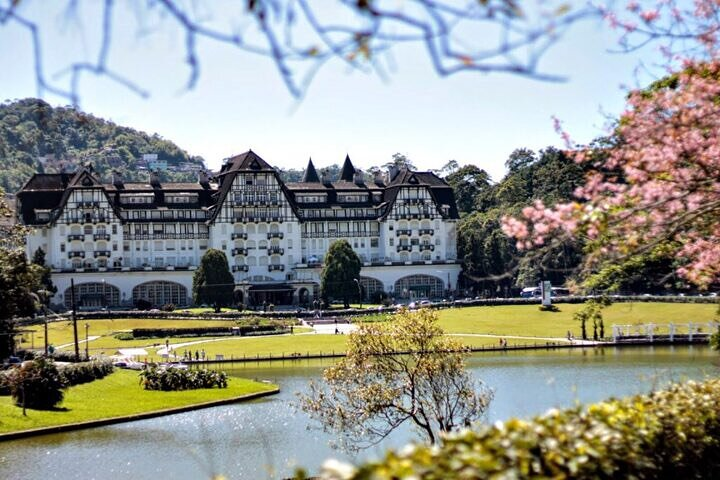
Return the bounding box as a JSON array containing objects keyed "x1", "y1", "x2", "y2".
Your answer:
[
  {"x1": 301, "y1": 158, "x2": 320, "y2": 183},
  {"x1": 339, "y1": 154, "x2": 355, "y2": 181}
]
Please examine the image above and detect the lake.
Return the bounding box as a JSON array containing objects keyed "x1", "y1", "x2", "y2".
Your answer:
[{"x1": 0, "y1": 345, "x2": 717, "y2": 480}]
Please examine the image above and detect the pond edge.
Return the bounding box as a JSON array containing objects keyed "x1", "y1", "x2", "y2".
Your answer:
[{"x1": 0, "y1": 386, "x2": 280, "y2": 442}]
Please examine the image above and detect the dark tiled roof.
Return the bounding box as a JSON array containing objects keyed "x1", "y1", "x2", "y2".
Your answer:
[
  {"x1": 301, "y1": 158, "x2": 320, "y2": 183},
  {"x1": 339, "y1": 154, "x2": 355, "y2": 181}
]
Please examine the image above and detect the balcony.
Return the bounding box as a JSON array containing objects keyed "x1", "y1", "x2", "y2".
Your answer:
[
  {"x1": 267, "y1": 247, "x2": 284, "y2": 255},
  {"x1": 396, "y1": 229, "x2": 412, "y2": 237},
  {"x1": 232, "y1": 248, "x2": 248, "y2": 256},
  {"x1": 268, "y1": 265, "x2": 285, "y2": 272},
  {"x1": 93, "y1": 233, "x2": 111, "y2": 241},
  {"x1": 419, "y1": 244, "x2": 435, "y2": 251},
  {"x1": 232, "y1": 265, "x2": 249, "y2": 272},
  {"x1": 405, "y1": 198, "x2": 424, "y2": 205},
  {"x1": 67, "y1": 234, "x2": 85, "y2": 241},
  {"x1": 231, "y1": 232, "x2": 248, "y2": 240},
  {"x1": 396, "y1": 245, "x2": 413, "y2": 252},
  {"x1": 68, "y1": 251, "x2": 85, "y2": 259},
  {"x1": 419, "y1": 228, "x2": 434, "y2": 236},
  {"x1": 93, "y1": 250, "x2": 111, "y2": 258},
  {"x1": 267, "y1": 232, "x2": 284, "y2": 239}
]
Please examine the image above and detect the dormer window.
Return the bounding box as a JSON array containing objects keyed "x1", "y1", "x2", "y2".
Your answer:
[
  {"x1": 34, "y1": 209, "x2": 51, "y2": 221},
  {"x1": 120, "y1": 193, "x2": 154, "y2": 205}
]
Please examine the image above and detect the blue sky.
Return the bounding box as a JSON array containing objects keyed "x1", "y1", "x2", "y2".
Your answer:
[{"x1": 0, "y1": 2, "x2": 664, "y2": 181}]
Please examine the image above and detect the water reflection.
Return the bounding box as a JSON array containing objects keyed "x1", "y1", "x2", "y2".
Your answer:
[{"x1": 0, "y1": 346, "x2": 717, "y2": 480}]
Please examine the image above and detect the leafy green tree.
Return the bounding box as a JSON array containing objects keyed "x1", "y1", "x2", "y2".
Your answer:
[
  {"x1": 0, "y1": 249, "x2": 43, "y2": 359},
  {"x1": 31, "y1": 247, "x2": 57, "y2": 304},
  {"x1": 300, "y1": 308, "x2": 493, "y2": 452},
  {"x1": 192, "y1": 249, "x2": 234, "y2": 312},
  {"x1": 383, "y1": 153, "x2": 415, "y2": 171},
  {"x1": 8, "y1": 357, "x2": 65, "y2": 413},
  {"x1": 445, "y1": 164, "x2": 491, "y2": 215},
  {"x1": 320, "y1": 240, "x2": 361, "y2": 308}
]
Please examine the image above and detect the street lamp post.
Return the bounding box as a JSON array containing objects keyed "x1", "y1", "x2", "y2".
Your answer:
[
  {"x1": 84, "y1": 323, "x2": 89, "y2": 360},
  {"x1": 353, "y1": 278, "x2": 362, "y2": 309}
]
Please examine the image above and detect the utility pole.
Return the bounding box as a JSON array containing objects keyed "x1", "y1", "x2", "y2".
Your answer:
[{"x1": 71, "y1": 278, "x2": 80, "y2": 361}]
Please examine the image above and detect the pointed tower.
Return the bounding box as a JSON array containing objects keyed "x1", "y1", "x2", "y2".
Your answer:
[
  {"x1": 339, "y1": 154, "x2": 355, "y2": 182},
  {"x1": 301, "y1": 158, "x2": 320, "y2": 183}
]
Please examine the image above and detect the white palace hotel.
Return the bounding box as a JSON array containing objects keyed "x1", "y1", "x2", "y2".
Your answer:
[{"x1": 16, "y1": 151, "x2": 461, "y2": 309}]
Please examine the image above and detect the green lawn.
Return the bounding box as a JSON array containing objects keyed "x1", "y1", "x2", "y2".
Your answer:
[
  {"x1": 436, "y1": 302, "x2": 719, "y2": 338},
  {"x1": 16, "y1": 302, "x2": 718, "y2": 360},
  {"x1": 0, "y1": 369, "x2": 276, "y2": 434}
]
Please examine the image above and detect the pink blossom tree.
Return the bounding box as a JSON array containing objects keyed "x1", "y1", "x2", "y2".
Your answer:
[{"x1": 502, "y1": 60, "x2": 720, "y2": 290}]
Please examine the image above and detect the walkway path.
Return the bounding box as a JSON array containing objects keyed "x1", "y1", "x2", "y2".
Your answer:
[{"x1": 56, "y1": 336, "x2": 101, "y2": 349}]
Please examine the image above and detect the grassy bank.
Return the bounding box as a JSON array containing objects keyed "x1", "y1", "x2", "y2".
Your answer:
[
  {"x1": 437, "y1": 302, "x2": 719, "y2": 338},
  {"x1": 16, "y1": 302, "x2": 718, "y2": 360},
  {"x1": 0, "y1": 369, "x2": 276, "y2": 434}
]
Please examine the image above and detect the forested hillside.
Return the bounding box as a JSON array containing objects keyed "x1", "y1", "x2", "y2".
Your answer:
[
  {"x1": 0, "y1": 98, "x2": 205, "y2": 193},
  {"x1": 451, "y1": 146, "x2": 688, "y2": 296}
]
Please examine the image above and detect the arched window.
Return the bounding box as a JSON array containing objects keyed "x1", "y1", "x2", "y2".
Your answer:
[
  {"x1": 394, "y1": 275, "x2": 444, "y2": 300},
  {"x1": 132, "y1": 281, "x2": 188, "y2": 307},
  {"x1": 64, "y1": 282, "x2": 120, "y2": 308},
  {"x1": 359, "y1": 276, "x2": 384, "y2": 301}
]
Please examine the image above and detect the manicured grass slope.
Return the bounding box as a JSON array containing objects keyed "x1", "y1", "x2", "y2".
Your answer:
[
  {"x1": 0, "y1": 369, "x2": 275, "y2": 433},
  {"x1": 17, "y1": 303, "x2": 718, "y2": 359},
  {"x1": 437, "y1": 302, "x2": 719, "y2": 338}
]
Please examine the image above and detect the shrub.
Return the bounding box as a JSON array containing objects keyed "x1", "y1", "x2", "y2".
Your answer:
[
  {"x1": 161, "y1": 303, "x2": 176, "y2": 312},
  {"x1": 59, "y1": 360, "x2": 113, "y2": 386},
  {"x1": 139, "y1": 366, "x2": 228, "y2": 391},
  {"x1": 0, "y1": 371, "x2": 10, "y2": 396},
  {"x1": 131, "y1": 324, "x2": 286, "y2": 338},
  {"x1": 114, "y1": 332, "x2": 134, "y2": 341},
  {"x1": 7, "y1": 357, "x2": 65, "y2": 410},
  {"x1": 50, "y1": 350, "x2": 82, "y2": 362},
  {"x1": 317, "y1": 378, "x2": 720, "y2": 479}
]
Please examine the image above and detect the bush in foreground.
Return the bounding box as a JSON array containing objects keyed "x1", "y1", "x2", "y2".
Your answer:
[
  {"x1": 7, "y1": 358, "x2": 64, "y2": 410},
  {"x1": 313, "y1": 378, "x2": 720, "y2": 479},
  {"x1": 139, "y1": 366, "x2": 228, "y2": 391}
]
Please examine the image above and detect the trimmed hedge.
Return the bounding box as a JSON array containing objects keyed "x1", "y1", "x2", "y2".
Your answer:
[
  {"x1": 318, "y1": 378, "x2": 720, "y2": 479},
  {"x1": 131, "y1": 325, "x2": 287, "y2": 338},
  {"x1": 139, "y1": 366, "x2": 228, "y2": 391},
  {"x1": 59, "y1": 360, "x2": 113, "y2": 386}
]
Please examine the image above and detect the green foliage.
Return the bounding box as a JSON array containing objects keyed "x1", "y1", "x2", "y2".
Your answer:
[
  {"x1": 0, "y1": 98, "x2": 204, "y2": 193},
  {"x1": 7, "y1": 357, "x2": 64, "y2": 410},
  {"x1": 328, "y1": 378, "x2": 720, "y2": 480},
  {"x1": 0, "y1": 248, "x2": 44, "y2": 359},
  {"x1": 299, "y1": 309, "x2": 493, "y2": 451},
  {"x1": 456, "y1": 147, "x2": 586, "y2": 294},
  {"x1": 192, "y1": 249, "x2": 234, "y2": 310},
  {"x1": 139, "y1": 366, "x2": 228, "y2": 391},
  {"x1": 31, "y1": 247, "x2": 57, "y2": 303},
  {"x1": 573, "y1": 297, "x2": 611, "y2": 340},
  {"x1": 445, "y1": 164, "x2": 491, "y2": 215},
  {"x1": 59, "y1": 360, "x2": 113, "y2": 386},
  {"x1": 131, "y1": 325, "x2": 287, "y2": 338},
  {"x1": 320, "y1": 240, "x2": 362, "y2": 308}
]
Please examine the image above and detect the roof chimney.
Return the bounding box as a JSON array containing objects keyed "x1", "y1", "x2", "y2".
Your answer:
[
  {"x1": 111, "y1": 170, "x2": 123, "y2": 189},
  {"x1": 389, "y1": 165, "x2": 400, "y2": 182},
  {"x1": 321, "y1": 169, "x2": 332, "y2": 186},
  {"x1": 374, "y1": 170, "x2": 384, "y2": 186},
  {"x1": 353, "y1": 169, "x2": 364, "y2": 186},
  {"x1": 198, "y1": 170, "x2": 209, "y2": 188},
  {"x1": 150, "y1": 170, "x2": 161, "y2": 188}
]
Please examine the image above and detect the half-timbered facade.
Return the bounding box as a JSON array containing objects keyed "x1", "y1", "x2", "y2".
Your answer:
[{"x1": 16, "y1": 151, "x2": 461, "y2": 308}]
